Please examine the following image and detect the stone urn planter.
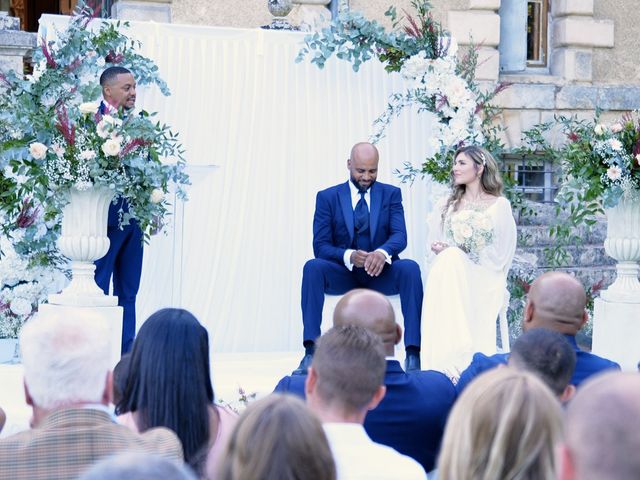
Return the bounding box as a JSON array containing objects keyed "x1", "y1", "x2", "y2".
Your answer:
[
  {"x1": 263, "y1": 0, "x2": 298, "y2": 30},
  {"x1": 48, "y1": 186, "x2": 118, "y2": 307},
  {"x1": 600, "y1": 195, "x2": 640, "y2": 303}
]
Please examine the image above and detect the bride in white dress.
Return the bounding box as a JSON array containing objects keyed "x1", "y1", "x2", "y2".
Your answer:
[{"x1": 421, "y1": 146, "x2": 517, "y2": 375}]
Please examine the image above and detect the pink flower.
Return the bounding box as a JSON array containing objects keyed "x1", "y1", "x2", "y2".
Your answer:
[{"x1": 610, "y1": 123, "x2": 624, "y2": 133}]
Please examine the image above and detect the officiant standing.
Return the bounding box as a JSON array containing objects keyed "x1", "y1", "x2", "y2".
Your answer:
[{"x1": 94, "y1": 66, "x2": 141, "y2": 354}]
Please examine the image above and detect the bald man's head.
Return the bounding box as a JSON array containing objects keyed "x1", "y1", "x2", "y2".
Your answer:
[
  {"x1": 561, "y1": 372, "x2": 640, "y2": 480},
  {"x1": 524, "y1": 272, "x2": 587, "y2": 335},
  {"x1": 333, "y1": 289, "x2": 400, "y2": 356}
]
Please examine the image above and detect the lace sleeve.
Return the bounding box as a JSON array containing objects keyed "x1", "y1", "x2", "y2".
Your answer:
[
  {"x1": 480, "y1": 197, "x2": 517, "y2": 274},
  {"x1": 424, "y1": 195, "x2": 449, "y2": 271}
]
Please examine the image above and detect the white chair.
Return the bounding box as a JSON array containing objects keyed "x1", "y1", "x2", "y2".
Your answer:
[{"x1": 498, "y1": 289, "x2": 511, "y2": 352}]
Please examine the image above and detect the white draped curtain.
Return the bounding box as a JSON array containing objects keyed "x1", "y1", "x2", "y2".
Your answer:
[{"x1": 39, "y1": 16, "x2": 443, "y2": 353}]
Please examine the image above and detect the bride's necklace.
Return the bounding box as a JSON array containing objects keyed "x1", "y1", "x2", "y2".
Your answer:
[
  {"x1": 460, "y1": 192, "x2": 495, "y2": 209},
  {"x1": 463, "y1": 192, "x2": 488, "y2": 202}
]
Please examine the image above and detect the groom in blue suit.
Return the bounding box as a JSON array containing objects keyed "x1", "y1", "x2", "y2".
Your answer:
[{"x1": 298, "y1": 142, "x2": 424, "y2": 373}]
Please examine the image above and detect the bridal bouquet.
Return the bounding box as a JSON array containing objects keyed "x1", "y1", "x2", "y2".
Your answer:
[{"x1": 446, "y1": 209, "x2": 494, "y2": 262}]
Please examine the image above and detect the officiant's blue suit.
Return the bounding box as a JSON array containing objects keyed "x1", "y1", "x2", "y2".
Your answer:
[
  {"x1": 274, "y1": 360, "x2": 456, "y2": 472},
  {"x1": 301, "y1": 181, "x2": 423, "y2": 348},
  {"x1": 94, "y1": 102, "x2": 143, "y2": 354}
]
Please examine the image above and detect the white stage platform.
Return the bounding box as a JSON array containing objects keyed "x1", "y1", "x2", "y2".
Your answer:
[{"x1": 0, "y1": 351, "x2": 301, "y2": 438}]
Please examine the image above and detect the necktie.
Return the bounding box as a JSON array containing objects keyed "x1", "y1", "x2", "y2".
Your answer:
[{"x1": 354, "y1": 191, "x2": 370, "y2": 251}]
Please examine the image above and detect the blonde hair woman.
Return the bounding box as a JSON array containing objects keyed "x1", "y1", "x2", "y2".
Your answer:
[
  {"x1": 218, "y1": 394, "x2": 336, "y2": 480},
  {"x1": 437, "y1": 368, "x2": 563, "y2": 480},
  {"x1": 421, "y1": 145, "x2": 517, "y2": 374}
]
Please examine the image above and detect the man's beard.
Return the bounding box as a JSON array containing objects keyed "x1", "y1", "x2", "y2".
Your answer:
[{"x1": 351, "y1": 176, "x2": 375, "y2": 193}]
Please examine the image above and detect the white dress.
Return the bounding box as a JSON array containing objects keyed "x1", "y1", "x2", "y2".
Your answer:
[{"x1": 421, "y1": 196, "x2": 517, "y2": 376}]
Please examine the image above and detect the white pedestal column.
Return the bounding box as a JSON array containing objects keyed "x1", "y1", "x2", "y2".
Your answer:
[
  {"x1": 592, "y1": 195, "x2": 640, "y2": 372},
  {"x1": 592, "y1": 298, "x2": 640, "y2": 372},
  {"x1": 38, "y1": 304, "x2": 123, "y2": 369}
]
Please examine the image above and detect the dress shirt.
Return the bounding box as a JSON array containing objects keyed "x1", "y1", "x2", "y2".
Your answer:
[
  {"x1": 101, "y1": 97, "x2": 118, "y2": 115},
  {"x1": 343, "y1": 181, "x2": 392, "y2": 270},
  {"x1": 323, "y1": 422, "x2": 426, "y2": 480}
]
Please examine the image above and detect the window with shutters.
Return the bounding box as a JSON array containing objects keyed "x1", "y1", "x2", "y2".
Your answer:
[{"x1": 499, "y1": 0, "x2": 550, "y2": 73}]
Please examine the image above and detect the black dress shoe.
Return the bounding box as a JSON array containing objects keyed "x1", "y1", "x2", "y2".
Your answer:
[
  {"x1": 404, "y1": 352, "x2": 421, "y2": 372},
  {"x1": 292, "y1": 353, "x2": 313, "y2": 375}
]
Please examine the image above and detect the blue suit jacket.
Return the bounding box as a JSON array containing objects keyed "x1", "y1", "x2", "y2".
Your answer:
[
  {"x1": 313, "y1": 181, "x2": 407, "y2": 262},
  {"x1": 274, "y1": 360, "x2": 456, "y2": 473},
  {"x1": 455, "y1": 334, "x2": 621, "y2": 394}
]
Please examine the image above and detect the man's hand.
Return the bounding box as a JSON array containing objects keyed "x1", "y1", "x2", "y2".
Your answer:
[
  {"x1": 350, "y1": 250, "x2": 368, "y2": 268},
  {"x1": 364, "y1": 250, "x2": 386, "y2": 277}
]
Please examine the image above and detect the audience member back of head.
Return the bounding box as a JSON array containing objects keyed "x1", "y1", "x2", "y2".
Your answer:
[
  {"x1": 217, "y1": 393, "x2": 336, "y2": 480},
  {"x1": 79, "y1": 453, "x2": 197, "y2": 480},
  {"x1": 560, "y1": 371, "x2": 640, "y2": 480},
  {"x1": 117, "y1": 308, "x2": 237, "y2": 478},
  {"x1": 508, "y1": 327, "x2": 576, "y2": 401},
  {"x1": 438, "y1": 368, "x2": 563, "y2": 480},
  {"x1": 0, "y1": 310, "x2": 183, "y2": 480}
]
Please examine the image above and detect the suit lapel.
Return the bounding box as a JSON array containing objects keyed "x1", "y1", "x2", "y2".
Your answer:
[
  {"x1": 369, "y1": 182, "x2": 381, "y2": 242},
  {"x1": 339, "y1": 181, "x2": 354, "y2": 243}
]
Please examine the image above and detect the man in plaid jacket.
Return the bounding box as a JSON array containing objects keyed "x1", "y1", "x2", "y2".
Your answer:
[{"x1": 0, "y1": 310, "x2": 183, "y2": 480}]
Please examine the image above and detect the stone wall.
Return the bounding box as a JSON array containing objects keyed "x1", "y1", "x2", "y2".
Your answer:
[
  {"x1": 349, "y1": 0, "x2": 468, "y2": 28},
  {"x1": 171, "y1": 0, "x2": 271, "y2": 28},
  {"x1": 593, "y1": 0, "x2": 640, "y2": 84}
]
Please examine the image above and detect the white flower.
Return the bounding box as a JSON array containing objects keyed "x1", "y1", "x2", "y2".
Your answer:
[
  {"x1": 459, "y1": 224, "x2": 473, "y2": 239},
  {"x1": 9, "y1": 297, "x2": 32, "y2": 317},
  {"x1": 96, "y1": 119, "x2": 111, "y2": 139},
  {"x1": 101, "y1": 138, "x2": 121, "y2": 157},
  {"x1": 29, "y1": 142, "x2": 48, "y2": 160},
  {"x1": 606, "y1": 166, "x2": 622, "y2": 181},
  {"x1": 41, "y1": 94, "x2": 57, "y2": 108},
  {"x1": 74, "y1": 180, "x2": 93, "y2": 191},
  {"x1": 456, "y1": 210, "x2": 472, "y2": 222},
  {"x1": 635, "y1": 154, "x2": 640, "y2": 166},
  {"x1": 401, "y1": 53, "x2": 430, "y2": 81},
  {"x1": 594, "y1": 124, "x2": 607, "y2": 136},
  {"x1": 150, "y1": 188, "x2": 164, "y2": 204},
  {"x1": 86, "y1": 50, "x2": 97, "y2": 58},
  {"x1": 79, "y1": 149, "x2": 97, "y2": 161},
  {"x1": 610, "y1": 123, "x2": 624, "y2": 133},
  {"x1": 477, "y1": 215, "x2": 492, "y2": 231},
  {"x1": 51, "y1": 144, "x2": 65, "y2": 158},
  {"x1": 608, "y1": 138, "x2": 623, "y2": 151},
  {"x1": 96, "y1": 57, "x2": 106, "y2": 67},
  {"x1": 79, "y1": 102, "x2": 99, "y2": 116}
]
